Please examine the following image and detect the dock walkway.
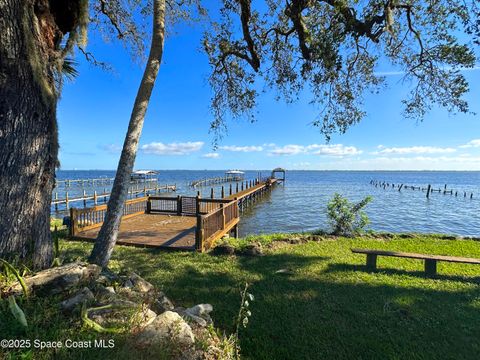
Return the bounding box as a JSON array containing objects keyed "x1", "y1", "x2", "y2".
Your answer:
[{"x1": 69, "y1": 176, "x2": 282, "y2": 251}]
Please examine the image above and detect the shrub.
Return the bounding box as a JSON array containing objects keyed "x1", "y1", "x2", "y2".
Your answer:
[{"x1": 327, "y1": 193, "x2": 372, "y2": 236}]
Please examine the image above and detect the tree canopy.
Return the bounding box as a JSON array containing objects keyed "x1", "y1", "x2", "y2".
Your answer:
[{"x1": 203, "y1": 0, "x2": 479, "y2": 140}]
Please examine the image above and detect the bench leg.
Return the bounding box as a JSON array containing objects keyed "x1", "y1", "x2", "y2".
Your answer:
[
  {"x1": 366, "y1": 254, "x2": 377, "y2": 271},
  {"x1": 425, "y1": 259, "x2": 437, "y2": 276}
]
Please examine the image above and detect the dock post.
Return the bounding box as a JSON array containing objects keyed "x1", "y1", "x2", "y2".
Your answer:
[
  {"x1": 69, "y1": 208, "x2": 75, "y2": 236},
  {"x1": 177, "y1": 195, "x2": 182, "y2": 215},
  {"x1": 233, "y1": 224, "x2": 239, "y2": 239},
  {"x1": 94, "y1": 191, "x2": 97, "y2": 205},
  {"x1": 236, "y1": 183, "x2": 239, "y2": 193},
  {"x1": 229, "y1": 184, "x2": 232, "y2": 195},
  {"x1": 195, "y1": 215, "x2": 204, "y2": 252},
  {"x1": 147, "y1": 197, "x2": 152, "y2": 214},
  {"x1": 65, "y1": 192, "x2": 69, "y2": 209},
  {"x1": 221, "y1": 186, "x2": 225, "y2": 198},
  {"x1": 426, "y1": 184, "x2": 431, "y2": 199},
  {"x1": 83, "y1": 190, "x2": 86, "y2": 207},
  {"x1": 196, "y1": 194, "x2": 201, "y2": 215},
  {"x1": 210, "y1": 188, "x2": 214, "y2": 199},
  {"x1": 221, "y1": 203, "x2": 225, "y2": 229}
]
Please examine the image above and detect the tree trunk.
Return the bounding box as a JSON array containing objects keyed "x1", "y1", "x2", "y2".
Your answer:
[
  {"x1": 89, "y1": 0, "x2": 166, "y2": 267},
  {"x1": 0, "y1": 0, "x2": 62, "y2": 269}
]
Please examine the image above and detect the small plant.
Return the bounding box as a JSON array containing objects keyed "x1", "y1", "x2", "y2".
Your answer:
[
  {"x1": 327, "y1": 193, "x2": 372, "y2": 236},
  {"x1": 234, "y1": 283, "x2": 254, "y2": 360}
]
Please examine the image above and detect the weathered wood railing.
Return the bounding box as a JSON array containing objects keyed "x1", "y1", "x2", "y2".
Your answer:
[
  {"x1": 70, "y1": 195, "x2": 241, "y2": 251},
  {"x1": 195, "y1": 200, "x2": 239, "y2": 251},
  {"x1": 69, "y1": 197, "x2": 148, "y2": 236}
]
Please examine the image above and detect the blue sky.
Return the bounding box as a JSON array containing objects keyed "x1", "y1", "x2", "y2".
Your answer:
[{"x1": 58, "y1": 21, "x2": 480, "y2": 171}]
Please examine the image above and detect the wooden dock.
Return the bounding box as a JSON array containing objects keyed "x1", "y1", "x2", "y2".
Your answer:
[
  {"x1": 189, "y1": 175, "x2": 244, "y2": 187},
  {"x1": 69, "y1": 176, "x2": 281, "y2": 251},
  {"x1": 55, "y1": 177, "x2": 158, "y2": 188},
  {"x1": 52, "y1": 183, "x2": 176, "y2": 211}
]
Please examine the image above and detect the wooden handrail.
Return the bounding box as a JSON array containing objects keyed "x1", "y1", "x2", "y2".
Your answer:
[{"x1": 196, "y1": 200, "x2": 239, "y2": 251}]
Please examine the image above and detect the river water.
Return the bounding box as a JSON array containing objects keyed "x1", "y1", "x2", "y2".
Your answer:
[{"x1": 53, "y1": 170, "x2": 480, "y2": 237}]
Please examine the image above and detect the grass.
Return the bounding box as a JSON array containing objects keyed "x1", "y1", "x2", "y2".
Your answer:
[{"x1": 2, "y1": 232, "x2": 480, "y2": 359}]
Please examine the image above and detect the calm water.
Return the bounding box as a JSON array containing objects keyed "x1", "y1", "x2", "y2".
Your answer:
[{"x1": 54, "y1": 170, "x2": 480, "y2": 237}]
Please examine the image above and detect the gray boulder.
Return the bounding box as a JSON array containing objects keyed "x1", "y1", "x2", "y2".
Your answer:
[
  {"x1": 60, "y1": 287, "x2": 94, "y2": 312},
  {"x1": 136, "y1": 311, "x2": 195, "y2": 347}
]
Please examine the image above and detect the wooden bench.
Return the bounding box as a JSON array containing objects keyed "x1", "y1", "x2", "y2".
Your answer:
[{"x1": 351, "y1": 248, "x2": 480, "y2": 276}]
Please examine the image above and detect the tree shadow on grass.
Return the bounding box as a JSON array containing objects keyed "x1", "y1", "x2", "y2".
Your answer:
[
  {"x1": 56, "y1": 244, "x2": 480, "y2": 360},
  {"x1": 325, "y1": 263, "x2": 480, "y2": 284},
  {"x1": 148, "y1": 252, "x2": 480, "y2": 360}
]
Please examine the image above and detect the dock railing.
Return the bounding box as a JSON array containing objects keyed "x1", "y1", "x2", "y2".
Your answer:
[
  {"x1": 69, "y1": 178, "x2": 276, "y2": 249},
  {"x1": 195, "y1": 200, "x2": 239, "y2": 251},
  {"x1": 69, "y1": 195, "x2": 241, "y2": 249},
  {"x1": 69, "y1": 197, "x2": 148, "y2": 236}
]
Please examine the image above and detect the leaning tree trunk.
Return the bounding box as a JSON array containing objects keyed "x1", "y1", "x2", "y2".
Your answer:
[
  {"x1": 89, "y1": 0, "x2": 166, "y2": 267},
  {"x1": 0, "y1": 0, "x2": 67, "y2": 269}
]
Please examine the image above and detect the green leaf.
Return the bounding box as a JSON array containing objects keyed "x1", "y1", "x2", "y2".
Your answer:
[{"x1": 8, "y1": 295, "x2": 28, "y2": 328}]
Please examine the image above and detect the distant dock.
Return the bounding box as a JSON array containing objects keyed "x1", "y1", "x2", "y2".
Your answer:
[{"x1": 52, "y1": 182, "x2": 176, "y2": 211}]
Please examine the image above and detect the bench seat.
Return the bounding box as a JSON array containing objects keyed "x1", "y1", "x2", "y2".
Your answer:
[{"x1": 351, "y1": 248, "x2": 480, "y2": 276}]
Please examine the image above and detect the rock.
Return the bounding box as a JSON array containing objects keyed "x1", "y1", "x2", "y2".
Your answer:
[
  {"x1": 185, "y1": 304, "x2": 213, "y2": 318},
  {"x1": 241, "y1": 244, "x2": 264, "y2": 256},
  {"x1": 211, "y1": 244, "x2": 236, "y2": 256},
  {"x1": 10, "y1": 262, "x2": 101, "y2": 295},
  {"x1": 180, "y1": 304, "x2": 213, "y2": 327},
  {"x1": 136, "y1": 311, "x2": 195, "y2": 348},
  {"x1": 123, "y1": 273, "x2": 154, "y2": 293},
  {"x1": 61, "y1": 287, "x2": 94, "y2": 312},
  {"x1": 96, "y1": 268, "x2": 120, "y2": 286},
  {"x1": 89, "y1": 301, "x2": 156, "y2": 329},
  {"x1": 177, "y1": 309, "x2": 207, "y2": 327},
  {"x1": 150, "y1": 292, "x2": 175, "y2": 314},
  {"x1": 95, "y1": 285, "x2": 118, "y2": 304}
]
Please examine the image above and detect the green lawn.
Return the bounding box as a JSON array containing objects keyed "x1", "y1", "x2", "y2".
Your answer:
[{"x1": 2, "y1": 233, "x2": 480, "y2": 359}]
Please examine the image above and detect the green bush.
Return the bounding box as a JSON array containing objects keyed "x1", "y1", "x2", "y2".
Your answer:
[{"x1": 327, "y1": 193, "x2": 372, "y2": 236}]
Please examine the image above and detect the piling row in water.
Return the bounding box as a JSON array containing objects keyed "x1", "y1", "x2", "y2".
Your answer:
[{"x1": 370, "y1": 180, "x2": 474, "y2": 199}]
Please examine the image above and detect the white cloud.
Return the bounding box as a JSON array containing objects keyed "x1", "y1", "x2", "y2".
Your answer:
[
  {"x1": 201, "y1": 152, "x2": 220, "y2": 159},
  {"x1": 375, "y1": 146, "x2": 456, "y2": 155},
  {"x1": 219, "y1": 145, "x2": 264, "y2": 152},
  {"x1": 459, "y1": 139, "x2": 480, "y2": 148},
  {"x1": 269, "y1": 144, "x2": 361, "y2": 156},
  {"x1": 140, "y1": 141, "x2": 204, "y2": 155},
  {"x1": 308, "y1": 144, "x2": 362, "y2": 156},
  {"x1": 101, "y1": 144, "x2": 122, "y2": 153},
  {"x1": 269, "y1": 145, "x2": 306, "y2": 156}
]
